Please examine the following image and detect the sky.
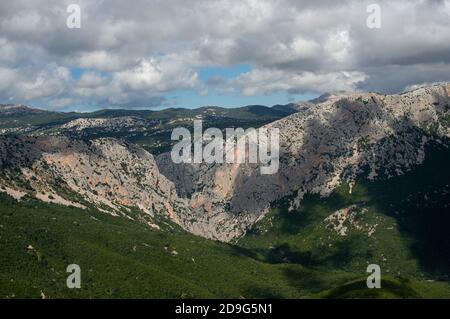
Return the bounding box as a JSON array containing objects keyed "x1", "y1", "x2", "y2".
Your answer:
[{"x1": 0, "y1": 0, "x2": 450, "y2": 111}]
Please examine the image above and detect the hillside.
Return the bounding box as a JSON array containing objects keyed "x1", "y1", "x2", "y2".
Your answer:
[
  {"x1": 239, "y1": 141, "x2": 450, "y2": 282},
  {"x1": 1, "y1": 188, "x2": 449, "y2": 299}
]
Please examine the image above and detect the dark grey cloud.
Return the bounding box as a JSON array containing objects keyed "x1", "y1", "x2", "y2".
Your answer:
[{"x1": 358, "y1": 63, "x2": 450, "y2": 94}]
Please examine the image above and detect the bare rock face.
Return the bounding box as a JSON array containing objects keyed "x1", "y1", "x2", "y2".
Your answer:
[
  {"x1": 225, "y1": 85, "x2": 449, "y2": 211},
  {"x1": 0, "y1": 136, "x2": 191, "y2": 220},
  {"x1": 156, "y1": 84, "x2": 450, "y2": 241},
  {"x1": 0, "y1": 134, "x2": 254, "y2": 241},
  {"x1": 1, "y1": 84, "x2": 450, "y2": 242}
]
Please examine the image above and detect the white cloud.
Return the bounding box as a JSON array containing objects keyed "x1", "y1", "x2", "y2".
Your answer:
[
  {"x1": 14, "y1": 65, "x2": 71, "y2": 100},
  {"x1": 114, "y1": 58, "x2": 198, "y2": 92},
  {"x1": 0, "y1": 64, "x2": 71, "y2": 105},
  {"x1": 230, "y1": 68, "x2": 366, "y2": 96},
  {"x1": 0, "y1": 0, "x2": 449, "y2": 109}
]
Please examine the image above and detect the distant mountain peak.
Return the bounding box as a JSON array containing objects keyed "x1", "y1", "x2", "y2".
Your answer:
[{"x1": 0, "y1": 104, "x2": 45, "y2": 116}]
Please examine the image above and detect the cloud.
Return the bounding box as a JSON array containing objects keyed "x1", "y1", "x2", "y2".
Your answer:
[
  {"x1": 229, "y1": 69, "x2": 367, "y2": 96},
  {"x1": 0, "y1": 67, "x2": 18, "y2": 93},
  {"x1": 77, "y1": 71, "x2": 109, "y2": 88},
  {"x1": 114, "y1": 58, "x2": 198, "y2": 92},
  {"x1": 0, "y1": 0, "x2": 449, "y2": 109},
  {"x1": 71, "y1": 51, "x2": 128, "y2": 72},
  {"x1": 0, "y1": 38, "x2": 19, "y2": 65},
  {"x1": 72, "y1": 56, "x2": 198, "y2": 108},
  {"x1": 0, "y1": 64, "x2": 71, "y2": 105}
]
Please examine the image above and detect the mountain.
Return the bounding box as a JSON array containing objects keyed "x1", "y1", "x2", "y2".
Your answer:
[
  {"x1": 1, "y1": 84, "x2": 450, "y2": 241},
  {"x1": 0, "y1": 103, "x2": 300, "y2": 155},
  {"x1": 1, "y1": 84, "x2": 450, "y2": 298},
  {"x1": 0, "y1": 136, "x2": 186, "y2": 217},
  {"x1": 0, "y1": 104, "x2": 47, "y2": 116},
  {"x1": 157, "y1": 83, "x2": 450, "y2": 240},
  {"x1": 2, "y1": 84, "x2": 450, "y2": 239}
]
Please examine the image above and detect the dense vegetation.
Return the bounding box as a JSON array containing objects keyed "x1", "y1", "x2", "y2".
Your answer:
[{"x1": 0, "y1": 192, "x2": 350, "y2": 299}]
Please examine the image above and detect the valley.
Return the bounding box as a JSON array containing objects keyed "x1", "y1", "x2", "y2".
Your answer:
[{"x1": 1, "y1": 84, "x2": 450, "y2": 298}]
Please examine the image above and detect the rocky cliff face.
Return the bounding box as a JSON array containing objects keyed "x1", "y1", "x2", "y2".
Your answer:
[
  {"x1": 156, "y1": 83, "x2": 450, "y2": 240},
  {"x1": 0, "y1": 136, "x2": 192, "y2": 222},
  {"x1": 1, "y1": 84, "x2": 450, "y2": 242}
]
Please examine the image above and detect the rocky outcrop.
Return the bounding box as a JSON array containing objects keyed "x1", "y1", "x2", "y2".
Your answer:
[{"x1": 0, "y1": 136, "x2": 191, "y2": 219}]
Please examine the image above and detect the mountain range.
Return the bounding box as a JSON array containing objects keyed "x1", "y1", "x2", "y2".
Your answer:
[{"x1": 1, "y1": 83, "x2": 449, "y2": 298}]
